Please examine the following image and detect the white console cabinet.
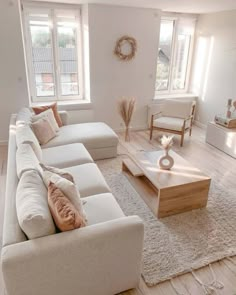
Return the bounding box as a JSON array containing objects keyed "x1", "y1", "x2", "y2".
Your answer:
[{"x1": 206, "y1": 122, "x2": 236, "y2": 159}]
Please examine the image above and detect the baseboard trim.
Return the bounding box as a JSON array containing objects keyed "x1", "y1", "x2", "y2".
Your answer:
[
  {"x1": 194, "y1": 120, "x2": 207, "y2": 130},
  {"x1": 114, "y1": 125, "x2": 148, "y2": 132}
]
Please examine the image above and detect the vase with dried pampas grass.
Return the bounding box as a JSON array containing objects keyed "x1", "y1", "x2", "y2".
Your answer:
[
  {"x1": 158, "y1": 135, "x2": 174, "y2": 170},
  {"x1": 118, "y1": 97, "x2": 136, "y2": 141}
]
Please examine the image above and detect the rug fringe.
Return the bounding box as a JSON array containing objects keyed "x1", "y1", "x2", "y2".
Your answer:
[
  {"x1": 209, "y1": 264, "x2": 224, "y2": 290},
  {"x1": 191, "y1": 263, "x2": 224, "y2": 295},
  {"x1": 191, "y1": 270, "x2": 215, "y2": 295}
]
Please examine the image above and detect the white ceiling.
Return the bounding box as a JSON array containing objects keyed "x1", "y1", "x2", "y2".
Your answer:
[{"x1": 41, "y1": 0, "x2": 236, "y2": 14}]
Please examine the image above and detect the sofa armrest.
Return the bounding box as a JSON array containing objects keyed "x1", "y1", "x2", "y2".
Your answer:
[
  {"x1": 2, "y1": 216, "x2": 144, "y2": 295},
  {"x1": 58, "y1": 110, "x2": 69, "y2": 126}
]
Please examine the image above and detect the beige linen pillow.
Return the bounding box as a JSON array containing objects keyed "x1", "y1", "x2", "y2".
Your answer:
[
  {"x1": 48, "y1": 182, "x2": 85, "y2": 231},
  {"x1": 32, "y1": 108, "x2": 59, "y2": 132},
  {"x1": 16, "y1": 170, "x2": 56, "y2": 239},
  {"x1": 32, "y1": 102, "x2": 63, "y2": 127},
  {"x1": 31, "y1": 117, "x2": 56, "y2": 145}
]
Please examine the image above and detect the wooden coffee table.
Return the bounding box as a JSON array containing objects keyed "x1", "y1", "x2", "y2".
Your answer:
[{"x1": 122, "y1": 150, "x2": 211, "y2": 218}]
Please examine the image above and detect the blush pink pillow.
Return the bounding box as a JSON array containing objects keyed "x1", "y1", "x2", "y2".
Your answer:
[
  {"x1": 48, "y1": 182, "x2": 85, "y2": 232},
  {"x1": 31, "y1": 117, "x2": 56, "y2": 145}
]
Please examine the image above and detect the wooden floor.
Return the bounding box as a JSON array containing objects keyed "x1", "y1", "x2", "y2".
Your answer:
[
  {"x1": 0, "y1": 126, "x2": 236, "y2": 295},
  {"x1": 118, "y1": 127, "x2": 236, "y2": 295}
]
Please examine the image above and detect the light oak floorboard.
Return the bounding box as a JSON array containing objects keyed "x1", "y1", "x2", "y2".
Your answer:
[
  {"x1": 119, "y1": 127, "x2": 236, "y2": 295},
  {"x1": 1, "y1": 126, "x2": 236, "y2": 295}
]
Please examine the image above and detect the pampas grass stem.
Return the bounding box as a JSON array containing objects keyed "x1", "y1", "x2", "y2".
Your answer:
[{"x1": 118, "y1": 97, "x2": 136, "y2": 141}]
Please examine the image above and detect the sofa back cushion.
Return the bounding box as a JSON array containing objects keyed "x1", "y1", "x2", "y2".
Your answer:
[
  {"x1": 16, "y1": 170, "x2": 56, "y2": 239},
  {"x1": 16, "y1": 108, "x2": 32, "y2": 127},
  {"x1": 16, "y1": 124, "x2": 42, "y2": 161},
  {"x1": 48, "y1": 182, "x2": 85, "y2": 231},
  {"x1": 2, "y1": 116, "x2": 27, "y2": 247},
  {"x1": 162, "y1": 100, "x2": 193, "y2": 119},
  {"x1": 16, "y1": 143, "x2": 43, "y2": 179}
]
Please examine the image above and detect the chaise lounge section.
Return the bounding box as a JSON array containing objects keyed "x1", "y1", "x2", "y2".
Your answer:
[{"x1": 1, "y1": 109, "x2": 144, "y2": 295}]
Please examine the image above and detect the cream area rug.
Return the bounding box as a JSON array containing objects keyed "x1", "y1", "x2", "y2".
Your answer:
[{"x1": 97, "y1": 156, "x2": 236, "y2": 287}]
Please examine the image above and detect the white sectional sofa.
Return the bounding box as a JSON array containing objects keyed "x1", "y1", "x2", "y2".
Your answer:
[{"x1": 1, "y1": 109, "x2": 144, "y2": 295}]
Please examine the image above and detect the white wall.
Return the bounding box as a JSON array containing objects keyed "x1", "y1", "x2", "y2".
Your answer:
[
  {"x1": 190, "y1": 10, "x2": 236, "y2": 126},
  {"x1": 0, "y1": 0, "x2": 29, "y2": 143},
  {"x1": 88, "y1": 4, "x2": 160, "y2": 130},
  {"x1": 0, "y1": 3, "x2": 160, "y2": 141}
]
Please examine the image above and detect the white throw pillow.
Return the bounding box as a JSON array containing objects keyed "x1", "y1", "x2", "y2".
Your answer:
[
  {"x1": 32, "y1": 109, "x2": 59, "y2": 132},
  {"x1": 40, "y1": 163, "x2": 74, "y2": 184},
  {"x1": 31, "y1": 117, "x2": 57, "y2": 145},
  {"x1": 16, "y1": 124, "x2": 42, "y2": 161},
  {"x1": 42, "y1": 171, "x2": 87, "y2": 222},
  {"x1": 16, "y1": 170, "x2": 56, "y2": 239},
  {"x1": 16, "y1": 143, "x2": 43, "y2": 179}
]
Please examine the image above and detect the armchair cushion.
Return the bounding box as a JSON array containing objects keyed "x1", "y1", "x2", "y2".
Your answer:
[
  {"x1": 162, "y1": 100, "x2": 193, "y2": 119},
  {"x1": 153, "y1": 116, "x2": 190, "y2": 131}
]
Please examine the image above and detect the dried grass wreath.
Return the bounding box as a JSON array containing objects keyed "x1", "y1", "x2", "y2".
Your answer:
[{"x1": 114, "y1": 35, "x2": 137, "y2": 61}]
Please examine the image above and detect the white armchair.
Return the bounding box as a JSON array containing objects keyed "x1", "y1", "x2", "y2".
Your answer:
[{"x1": 149, "y1": 100, "x2": 196, "y2": 146}]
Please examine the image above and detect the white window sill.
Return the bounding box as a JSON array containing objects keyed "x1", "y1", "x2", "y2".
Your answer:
[
  {"x1": 58, "y1": 100, "x2": 93, "y2": 111},
  {"x1": 153, "y1": 93, "x2": 198, "y2": 101},
  {"x1": 31, "y1": 99, "x2": 93, "y2": 111}
]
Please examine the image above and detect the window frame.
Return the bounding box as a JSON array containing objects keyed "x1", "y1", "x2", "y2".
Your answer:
[
  {"x1": 22, "y1": 2, "x2": 84, "y2": 103},
  {"x1": 155, "y1": 16, "x2": 196, "y2": 96}
]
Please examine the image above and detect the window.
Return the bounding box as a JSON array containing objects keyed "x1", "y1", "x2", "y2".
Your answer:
[
  {"x1": 155, "y1": 17, "x2": 196, "y2": 95},
  {"x1": 22, "y1": 3, "x2": 83, "y2": 102}
]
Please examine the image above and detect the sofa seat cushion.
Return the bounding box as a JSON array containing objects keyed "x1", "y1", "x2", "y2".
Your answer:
[
  {"x1": 41, "y1": 122, "x2": 119, "y2": 150},
  {"x1": 153, "y1": 116, "x2": 190, "y2": 132},
  {"x1": 65, "y1": 163, "x2": 111, "y2": 198},
  {"x1": 42, "y1": 143, "x2": 94, "y2": 169},
  {"x1": 83, "y1": 193, "x2": 124, "y2": 226}
]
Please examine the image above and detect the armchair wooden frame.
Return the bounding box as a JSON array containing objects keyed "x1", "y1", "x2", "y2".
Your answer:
[{"x1": 150, "y1": 103, "x2": 196, "y2": 147}]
